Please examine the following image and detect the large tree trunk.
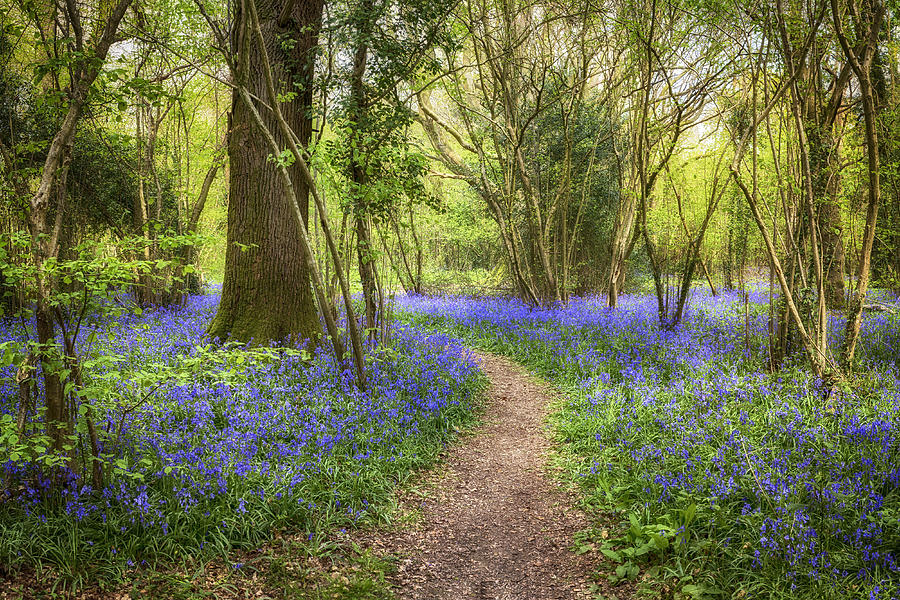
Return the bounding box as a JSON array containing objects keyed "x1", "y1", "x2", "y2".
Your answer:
[{"x1": 209, "y1": 0, "x2": 324, "y2": 344}]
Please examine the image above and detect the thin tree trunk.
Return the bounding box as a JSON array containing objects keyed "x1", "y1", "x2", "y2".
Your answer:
[
  {"x1": 347, "y1": 19, "x2": 381, "y2": 342},
  {"x1": 832, "y1": 0, "x2": 885, "y2": 367},
  {"x1": 26, "y1": 0, "x2": 134, "y2": 455}
]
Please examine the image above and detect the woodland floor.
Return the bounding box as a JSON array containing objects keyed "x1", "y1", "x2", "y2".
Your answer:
[
  {"x1": 2, "y1": 353, "x2": 632, "y2": 600},
  {"x1": 361, "y1": 352, "x2": 630, "y2": 600}
]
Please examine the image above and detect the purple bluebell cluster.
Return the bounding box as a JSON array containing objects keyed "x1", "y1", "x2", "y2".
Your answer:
[
  {"x1": 0, "y1": 293, "x2": 483, "y2": 577},
  {"x1": 397, "y1": 289, "x2": 900, "y2": 598}
]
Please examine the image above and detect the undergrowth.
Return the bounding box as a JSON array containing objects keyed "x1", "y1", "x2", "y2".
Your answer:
[
  {"x1": 397, "y1": 290, "x2": 900, "y2": 600},
  {"x1": 0, "y1": 294, "x2": 485, "y2": 592}
]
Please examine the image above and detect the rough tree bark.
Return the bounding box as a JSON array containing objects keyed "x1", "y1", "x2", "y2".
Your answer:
[
  {"x1": 208, "y1": 0, "x2": 324, "y2": 344},
  {"x1": 231, "y1": 0, "x2": 368, "y2": 388}
]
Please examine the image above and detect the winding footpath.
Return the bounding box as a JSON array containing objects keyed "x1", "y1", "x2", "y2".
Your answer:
[{"x1": 370, "y1": 352, "x2": 623, "y2": 600}]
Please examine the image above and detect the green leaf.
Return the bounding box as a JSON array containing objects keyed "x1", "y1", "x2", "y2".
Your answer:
[
  {"x1": 628, "y1": 512, "x2": 642, "y2": 530},
  {"x1": 601, "y1": 547, "x2": 622, "y2": 562},
  {"x1": 649, "y1": 532, "x2": 669, "y2": 551},
  {"x1": 633, "y1": 543, "x2": 652, "y2": 557},
  {"x1": 682, "y1": 585, "x2": 703, "y2": 598}
]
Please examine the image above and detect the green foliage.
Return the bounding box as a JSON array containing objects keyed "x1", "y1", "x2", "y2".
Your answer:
[
  {"x1": 67, "y1": 130, "x2": 141, "y2": 233},
  {"x1": 325, "y1": 0, "x2": 461, "y2": 99},
  {"x1": 531, "y1": 99, "x2": 622, "y2": 292},
  {"x1": 0, "y1": 56, "x2": 177, "y2": 241},
  {"x1": 0, "y1": 411, "x2": 63, "y2": 470},
  {"x1": 0, "y1": 231, "x2": 204, "y2": 487},
  {"x1": 316, "y1": 122, "x2": 435, "y2": 220},
  {"x1": 0, "y1": 232, "x2": 200, "y2": 320},
  {"x1": 318, "y1": 0, "x2": 459, "y2": 223}
]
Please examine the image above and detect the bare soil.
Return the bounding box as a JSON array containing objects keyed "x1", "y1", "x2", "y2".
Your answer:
[{"x1": 366, "y1": 352, "x2": 625, "y2": 600}]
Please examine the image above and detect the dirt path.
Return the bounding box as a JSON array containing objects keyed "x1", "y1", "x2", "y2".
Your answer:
[{"x1": 371, "y1": 352, "x2": 607, "y2": 600}]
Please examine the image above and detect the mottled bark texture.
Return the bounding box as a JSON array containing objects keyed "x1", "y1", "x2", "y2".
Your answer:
[{"x1": 209, "y1": 0, "x2": 324, "y2": 344}]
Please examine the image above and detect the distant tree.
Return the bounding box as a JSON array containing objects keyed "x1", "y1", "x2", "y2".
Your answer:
[
  {"x1": 609, "y1": 0, "x2": 727, "y2": 320},
  {"x1": 420, "y1": 0, "x2": 623, "y2": 305}
]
